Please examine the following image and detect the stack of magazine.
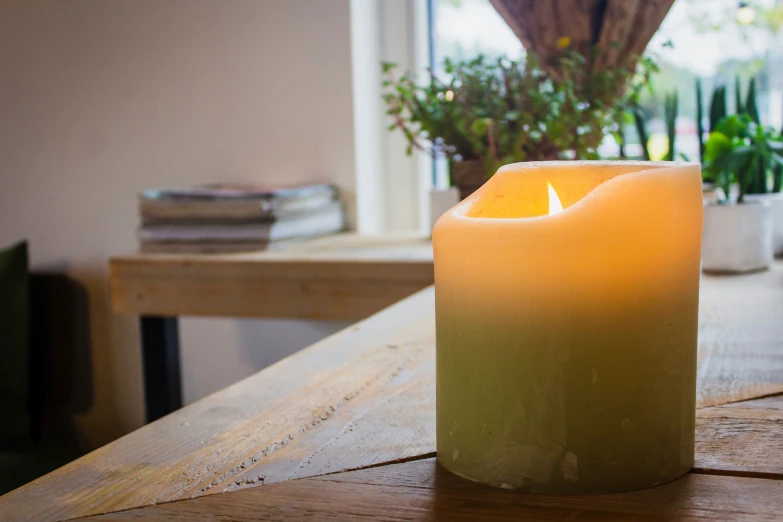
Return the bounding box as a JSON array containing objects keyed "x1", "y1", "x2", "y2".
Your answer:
[{"x1": 138, "y1": 183, "x2": 344, "y2": 253}]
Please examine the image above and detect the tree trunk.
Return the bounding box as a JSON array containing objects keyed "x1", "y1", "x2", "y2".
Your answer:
[{"x1": 488, "y1": 0, "x2": 674, "y2": 80}]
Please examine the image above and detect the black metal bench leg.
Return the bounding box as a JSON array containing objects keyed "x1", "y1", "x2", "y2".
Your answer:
[{"x1": 140, "y1": 316, "x2": 182, "y2": 423}]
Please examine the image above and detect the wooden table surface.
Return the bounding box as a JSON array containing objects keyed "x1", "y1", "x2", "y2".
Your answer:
[
  {"x1": 3, "y1": 266, "x2": 783, "y2": 520},
  {"x1": 110, "y1": 233, "x2": 434, "y2": 321}
]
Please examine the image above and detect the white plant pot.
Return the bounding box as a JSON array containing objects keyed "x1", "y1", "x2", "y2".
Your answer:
[
  {"x1": 702, "y1": 201, "x2": 773, "y2": 273},
  {"x1": 744, "y1": 193, "x2": 783, "y2": 256},
  {"x1": 429, "y1": 187, "x2": 460, "y2": 231}
]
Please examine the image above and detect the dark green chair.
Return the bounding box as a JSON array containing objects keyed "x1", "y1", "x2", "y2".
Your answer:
[{"x1": 0, "y1": 241, "x2": 90, "y2": 494}]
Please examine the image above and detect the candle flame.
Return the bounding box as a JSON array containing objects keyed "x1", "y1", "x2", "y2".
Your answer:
[{"x1": 548, "y1": 182, "x2": 563, "y2": 215}]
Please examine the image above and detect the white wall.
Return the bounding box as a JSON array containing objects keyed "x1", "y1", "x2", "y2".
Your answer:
[{"x1": 0, "y1": 0, "x2": 355, "y2": 448}]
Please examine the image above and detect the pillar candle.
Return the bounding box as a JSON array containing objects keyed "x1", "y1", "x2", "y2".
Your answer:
[{"x1": 433, "y1": 161, "x2": 703, "y2": 494}]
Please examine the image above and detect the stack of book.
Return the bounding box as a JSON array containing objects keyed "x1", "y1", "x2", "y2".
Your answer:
[{"x1": 138, "y1": 183, "x2": 344, "y2": 253}]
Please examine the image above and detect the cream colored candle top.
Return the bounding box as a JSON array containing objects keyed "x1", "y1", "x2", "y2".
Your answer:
[{"x1": 433, "y1": 161, "x2": 703, "y2": 494}]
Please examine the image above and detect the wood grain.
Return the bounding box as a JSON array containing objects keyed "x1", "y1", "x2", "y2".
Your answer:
[
  {"x1": 86, "y1": 457, "x2": 783, "y2": 522},
  {"x1": 697, "y1": 265, "x2": 783, "y2": 407},
  {"x1": 695, "y1": 394, "x2": 783, "y2": 477},
  {"x1": 110, "y1": 233, "x2": 434, "y2": 319},
  {"x1": 0, "y1": 288, "x2": 437, "y2": 522}
]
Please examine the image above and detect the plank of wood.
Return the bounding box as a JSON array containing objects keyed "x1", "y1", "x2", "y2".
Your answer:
[
  {"x1": 109, "y1": 233, "x2": 434, "y2": 319},
  {"x1": 0, "y1": 288, "x2": 438, "y2": 522},
  {"x1": 695, "y1": 394, "x2": 783, "y2": 477},
  {"x1": 86, "y1": 457, "x2": 783, "y2": 521},
  {"x1": 696, "y1": 265, "x2": 783, "y2": 408}
]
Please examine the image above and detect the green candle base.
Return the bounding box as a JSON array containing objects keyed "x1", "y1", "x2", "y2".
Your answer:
[{"x1": 435, "y1": 310, "x2": 696, "y2": 494}]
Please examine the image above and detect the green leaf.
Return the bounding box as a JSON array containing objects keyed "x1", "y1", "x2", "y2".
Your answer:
[
  {"x1": 664, "y1": 90, "x2": 678, "y2": 161},
  {"x1": 705, "y1": 131, "x2": 733, "y2": 162},
  {"x1": 714, "y1": 114, "x2": 749, "y2": 139},
  {"x1": 504, "y1": 110, "x2": 520, "y2": 121},
  {"x1": 469, "y1": 118, "x2": 491, "y2": 138},
  {"x1": 773, "y1": 163, "x2": 783, "y2": 193},
  {"x1": 746, "y1": 77, "x2": 760, "y2": 124},
  {"x1": 696, "y1": 79, "x2": 705, "y2": 164},
  {"x1": 633, "y1": 105, "x2": 650, "y2": 161},
  {"x1": 709, "y1": 86, "x2": 727, "y2": 133}
]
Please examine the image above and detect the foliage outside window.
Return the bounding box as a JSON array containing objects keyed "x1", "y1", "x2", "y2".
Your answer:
[{"x1": 434, "y1": 0, "x2": 783, "y2": 163}]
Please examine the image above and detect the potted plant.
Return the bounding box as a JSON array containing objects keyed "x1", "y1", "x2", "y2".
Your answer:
[
  {"x1": 694, "y1": 77, "x2": 782, "y2": 211},
  {"x1": 381, "y1": 51, "x2": 651, "y2": 202},
  {"x1": 733, "y1": 80, "x2": 783, "y2": 256},
  {"x1": 701, "y1": 113, "x2": 781, "y2": 272}
]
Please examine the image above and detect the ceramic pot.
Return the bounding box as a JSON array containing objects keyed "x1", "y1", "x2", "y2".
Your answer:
[
  {"x1": 702, "y1": 201, "x2": 773, "y2": 273},
  {"x1": 451, "y1": 160, "x2": 488, "y2": 200},
  {"x1": 429, "y1": 187, "x2": 460, "y2": 231},
  {"x1": 743, "y1": 193, "x2": 783, "y2": 256}
]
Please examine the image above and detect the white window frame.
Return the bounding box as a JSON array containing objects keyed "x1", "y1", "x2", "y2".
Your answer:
[{"x1": 351, "y1": 0, "x2": 433, "y2": 234}]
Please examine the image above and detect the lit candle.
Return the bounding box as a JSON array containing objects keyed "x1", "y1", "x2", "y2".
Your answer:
[{"x1": 433, "y1": 161, "x2": 703, "y2": 493}]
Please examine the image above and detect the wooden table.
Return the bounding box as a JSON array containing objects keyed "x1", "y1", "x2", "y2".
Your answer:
[
  {"x1": 3, "y1": 264, "x2": 783, "y2": 520},
  {"x1": 109, "y1": 234, "x2": 434, "y2": 421}
]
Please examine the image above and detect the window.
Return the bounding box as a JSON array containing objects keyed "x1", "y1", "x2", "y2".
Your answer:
[{"x1": 434, "y1": 0, "x2": 523, "y2": 64}]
